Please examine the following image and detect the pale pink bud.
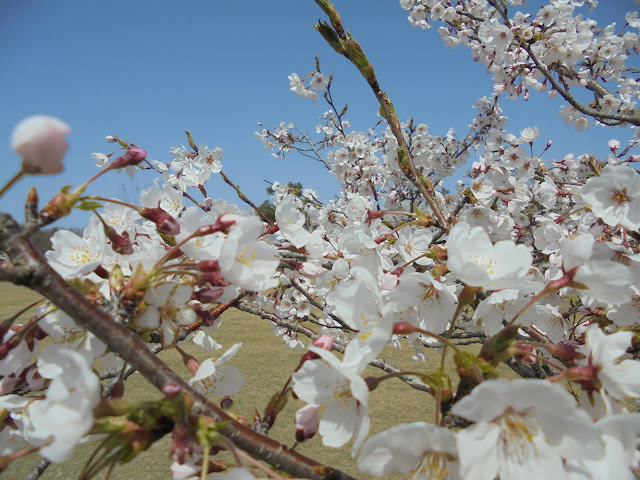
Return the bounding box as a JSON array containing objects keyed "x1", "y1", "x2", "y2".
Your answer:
[
  {"x1": 378, "y1": 272, "x2": 399, "y2": 291},
  {"x1": 608, "y1": 139, "x2": 620, "y2": 152},
  {"x1": 202, "y1": 197, "x2": 213, "y2": 210},
  {"x1": 312, "y1": 335, "x2": 334, "y2": 350},
  {"x1": 105, "y1": 135, "x2": 116, "y2": 143},
  {"x1": 299, "y1": 261, "x2": 325, "y2": 278},
  {"x1": 294, "y1": 404, "x2": 321, "y2": 442},
  {"x1": 11, "y1": 115, "x2": 71, "y2": 175}
]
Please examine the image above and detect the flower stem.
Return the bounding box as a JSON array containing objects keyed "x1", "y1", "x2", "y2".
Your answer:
[{"x1": 0, "y1": 169, "x2": 25, "y2": 199}]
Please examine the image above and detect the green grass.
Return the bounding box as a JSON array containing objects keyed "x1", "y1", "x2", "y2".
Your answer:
[{"x1": 1, "y1": 283, "x2": 491, "y2": 479}]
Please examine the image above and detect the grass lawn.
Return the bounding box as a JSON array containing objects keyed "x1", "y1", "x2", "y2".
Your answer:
[{"x1": 1, "y1": 282, "x2": 497, "y2": 479}]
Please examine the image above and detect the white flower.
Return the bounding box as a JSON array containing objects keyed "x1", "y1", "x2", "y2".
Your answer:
[
  {"x1": 11, "y1": 115, "x2": 71, "y2": 175},
  {"x1": 579, "y1": 325, "x2": 640, "y2": 401},
  {"x1": 329, "y1": 267, "x2": 393, "y2": 367},
  {"x1": 45, "y1": 229, "x2": 106, "y2": 278},
  {"x1": 23, "y1": 347, "x2": 100, "y2": 462},
  {"x1": 446, "y1": 221, "x2": 533, "y2": 290},
  {"x1": 580, "y1": 164, "x2": 640, "y2": 230},
  {"x1": 292, "y1": 347, "x2": 369, "y2": 454},
  {"x1": 275, "y1": 194, "x2": 312, "y2": 248},
  {"x1": 219, "y1": 217, "x2": 279, "y2": 292},
  {"x1": 189, "y1": 343, "x2": 244, "y2": 397},
  {"x1": 137, "y1": 283, "x2": 197, "y2": 345},
  {"x1": 358, "y1": 422, "x2": 461, "y2": 479},
  {"x1": 310, "y1": 72, "x2": 329, "y2": 91},
  {"x1": 452, "y1": 378, "x2": 603, "y2": 480},
  {"x1": 561, "y1": 234, "x2": 634, "y2": 306},
  {"x1": 568, "y1": 414, "x2": 640, "y2": 480}
]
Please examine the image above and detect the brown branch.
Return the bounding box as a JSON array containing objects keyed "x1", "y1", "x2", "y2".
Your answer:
[
  {"x1": 0, "y1": 213, "x2": 356, "y2": 480},
  {"x1": 236, "y1": 302, "x2": 431, "y2": 394},
  {"x1": 315, "y1": 2, "x2": 450, "y2": 231},
  {"x1": 219, "y1": 171, "x2": 274, "y2": 225}
]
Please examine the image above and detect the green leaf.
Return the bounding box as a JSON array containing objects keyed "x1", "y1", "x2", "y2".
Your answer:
[{"x1": 74, "y1": 200, "x2": 104, "y2": 211}]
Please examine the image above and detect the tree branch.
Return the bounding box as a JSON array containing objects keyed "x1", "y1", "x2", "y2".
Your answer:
[{"x1": 0, "y1": 213, "x2": 356, "y2": 480}]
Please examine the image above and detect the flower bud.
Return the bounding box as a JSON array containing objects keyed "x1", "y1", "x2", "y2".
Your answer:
[
  {"x1": 299, "y1": 261, "x2": 325, "y2": 278},
  {"x1": 110, "y1": 146, "x2": 147, "y2": 169},
  {"x1": 392, "y1": 321, "x2": 418, "y2": 335},
  {"x1": 294, "y1": 404, "x2": 321, "y2": 443},
  {"x1": 220, "y1": 396, "x2": 233, "y2": 410},
  {"x1": 104, "y1": 226, "x2": 134, "y2": 255},
  {"x1": 139, "y1": 206, "x2": 180, "y2": 235},
  {"x1": 312, "y1": 335, "x2": 334, "y2": 350},
  {"x1": 162, "y1": 383, "x2": 182, "y2": 397},
  {"x1": 11, "y1": 115, "x2": 71, "y2": 175},
  {"x1": 193, "y1": 287, "x2": 224, "y2": 304}
]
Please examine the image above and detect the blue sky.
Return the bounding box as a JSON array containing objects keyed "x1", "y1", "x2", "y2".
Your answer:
[{"x1": 1, "y1": 1, "x2": 638, "y2": 227}]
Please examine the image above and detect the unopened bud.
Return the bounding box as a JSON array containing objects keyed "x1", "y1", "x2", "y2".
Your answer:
[
  {"x1": 198, "y1": 260, "x2": 221, "y2": 272},
  {"x1": 106, "y1": 135, "x2": 116, "y2": 143},
  {"x1": 220, "y1": 396, "x2": 233, "y2": 410},
  {"x1": 299, "y1": 261, "x2": 325, "y2": 278},
  {"x1": 195, "y1": 216, "x2": 237, "y2": 236},
  {"x1": 312, "y1": 335, "x2": 334, "y2": 350},
  {"x1": 139, "y1": 206, "x2": 180, "y2": 235},
  {"x1": 104, "y1": 226, "x2": 133, "y2": 255},
  {"x1": 393, "y1": 321, "x2": 418, "y2": 335},
  {"x1": 294, "y1": 404, "x2": 321, "y2": 443},
  {"x1": 366, "y1": 209, "x2": 385, "y2": 223},
  {"x1": 11, "y1": 115, "x2": 71, "y2": 175},
  {"x1": 512, "y1": 343, "x2": 536, "y2": 365},
  {"x1": 193, "y1": 287, "x2": 224, "y2": 304},
  {"x1": 110, "y1": 146, "x2": 147, "y2": 169},
  {"x1": 162, "y1": 383, "x2": 182, "y2": 397}
]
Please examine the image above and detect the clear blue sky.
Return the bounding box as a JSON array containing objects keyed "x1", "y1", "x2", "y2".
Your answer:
[{"x1": 1, "y1": 1, "x2": 638, "y2": 227}]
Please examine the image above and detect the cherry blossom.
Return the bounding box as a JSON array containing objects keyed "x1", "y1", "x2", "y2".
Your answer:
[{"x1": 10, "y1": 115, "x2": 71, "y2": 175}]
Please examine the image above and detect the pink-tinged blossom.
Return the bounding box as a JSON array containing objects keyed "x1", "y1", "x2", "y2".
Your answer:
[
  {"x1": 446, "y1": 221, "x2": 533, "y2": 291},
  {"x1": 580, "y1": 164, "x2": 640, "y2": 230},
  {"x1": 292, "y1": 347, "x2": 369, "y2": 455},
  {"x1": 295, "y1": 404, "x2": 321, "y2": 442},
  {"x1": 578, "y1": 325, "x2": 640, "y2": 403},
  {"x1": 452, "y1": 378, "x2": 603, "y2": 480},
  {"x1": 11, "y1": 115, "x2": 71, "y2": 175},
  {"x1": 358, "y1": 422, "x2": 460, "y2": 479}
]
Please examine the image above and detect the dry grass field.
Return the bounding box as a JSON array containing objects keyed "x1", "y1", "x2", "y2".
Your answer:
[{"x1": 1, "y1": 282, "x2": 492, "y2": 479}]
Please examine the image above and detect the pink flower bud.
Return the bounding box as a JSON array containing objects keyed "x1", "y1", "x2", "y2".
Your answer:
[
  {"x1": 202, "y1": 197, "x2": 213, "y2": 210},
  {"x1": 110, "y1": 146, "x2": 147, "y2": 169},
  {"x1": 299, "y1": 261, "x2": 325, "y2": 278},
  {"x1": 312, "y1": 335, "x2": 334, "y2": 350},
  {"x1": 193, "y1": 287, "x2": 224, "y2": 304},
  {"x1": 139, "y1": 206, "x2": 180, "y2": 235},
  {"x1": 11, "y1": 115, "x2": 71, "y2": 175},
  {"x1": 294, "y1": 404, "x2": 321, "y2": 442},
  {"x1": 379, "y1": 272, "x2": 399, "y2": 291},
  {"x1": 197, "y1": 260, "x2": 221, "y2": 272},
  {"x1": 104, "y1": 226, "x2": 134, "y2": 255},
  {"x1": 162, "y1": 383, "x2": 182, "y2": 396},
  {"x1": 105, "y1": 135, "x2": 116, "y2": 143}
]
